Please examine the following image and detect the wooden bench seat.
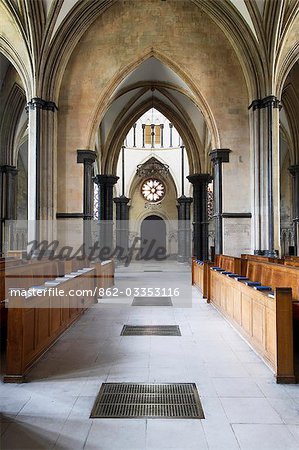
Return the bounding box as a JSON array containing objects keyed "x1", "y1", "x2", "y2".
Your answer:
[
  {"x1": 215, "y1": 254, "x2": 242, "y2": 274},
  {"x1": 2, "y1": 257, "x2": 115, "y2": 382},
  {"x1": 241, "y1": 254, "x2": 284, "y2": 264}
]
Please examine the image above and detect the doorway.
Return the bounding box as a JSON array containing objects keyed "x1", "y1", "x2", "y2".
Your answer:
[{"x1": 140, "y1": 215, "x2": 166, "y2": 260}]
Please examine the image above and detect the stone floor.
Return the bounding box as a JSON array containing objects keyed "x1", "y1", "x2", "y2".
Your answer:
[{"x1": 1, "y1": 262, "x2": 299, "y2": 449}]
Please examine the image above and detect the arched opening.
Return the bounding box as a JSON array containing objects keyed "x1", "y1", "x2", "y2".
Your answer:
[
  {"x1": 0, "y1": 52, "x2": 27, "y2": 256},
  {"x1": 280, "y1": 60, "x2": 299, "y2": 256},
  {"x1": 140, "y1": 215, "x2": 166, "y2": 260}
]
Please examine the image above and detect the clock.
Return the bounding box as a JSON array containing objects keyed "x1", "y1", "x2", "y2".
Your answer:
[{"x1": 141, "y1": 178, "x2": 165, "y2": 203}]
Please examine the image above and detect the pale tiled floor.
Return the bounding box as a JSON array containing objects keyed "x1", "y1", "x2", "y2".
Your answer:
[{"x1": 1, "y1": 262, "x2": 299, "y2": 449}]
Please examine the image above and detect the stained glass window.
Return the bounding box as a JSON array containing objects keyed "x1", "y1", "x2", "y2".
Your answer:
[{"x1": 141, "y1": 179, "x2": 165, "y2": 203}]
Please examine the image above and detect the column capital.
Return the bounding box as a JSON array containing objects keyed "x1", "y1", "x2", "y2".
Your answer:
[
  {"x1": 248, "y1": 99, "x2": 263, "y2": 111},
  {"x1": 289, "y1": 165, "x2": 299, "y2": 177},
  {"x1": 113, "y1": 195, "x2": 130, "y2": 204},
  {"x1": 248, "y1": 96, "x2": 281, "y2": 110},
  {"x1": 262, "y1": 95, "x2": 281, "y2": 109},
  {"x1": 187, "y1": 173, "x2": 213, "y2": 185},
  {"x1": 26, "y1": 97, "x2": 57, "y2": 112},
  {"x1": 209, "y1": 149, "x2": 231, "y2": 164},
  {"x1": 77, "y1": 149, "x2": 97, "y2": 165},
  {"x1": 0, "y1": 165, "x2": 18, "y2": 175},
  {"x1": 177, "y1": 195, "x2": 193, "y2": 204},
  {"x1": 93, "y1": 174, "x2": 119, "y2": 186}
]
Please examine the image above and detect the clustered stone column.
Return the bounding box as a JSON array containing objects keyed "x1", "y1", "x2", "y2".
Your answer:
[
  {"x1": 289, "y1": 165, "x2": 299, "y2": 255},
  {"x1": 26, "y1": 97, "x2": 57, "y2": 221},
  {"x1": 26, "y1": 97, "x2": 57, "y2": 248},
  {"x1": 249, "y1": 96, "x2": 280, "y2": 256},
  {"x1": 177, "y1": 195, "x2": 193, "y2": 262},
  {"x1": 93, "y1": 174, "x2": 119, "y2": 259},
  {"x1": 0, "y1": 165, "x2": 18, "y2": 255},
  {"x1": 187, "y1": 173, "x2": 212, "y2": 261},
  {"x1": 208, "y1": 149, "x2": 231, "y2": 256},
  {"x1": 77, "y1": 150, "x2": 97, "y2": 250}
]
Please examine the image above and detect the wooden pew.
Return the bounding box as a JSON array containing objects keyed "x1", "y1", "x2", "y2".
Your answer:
[
  {"x1": 192, "y1": 255, "x2": 242, "y2": 300},
  {"x1": 3, "y1": 257, "x2": 115, "y2": 382},
  {"x1": 192, "y1": 259, "x2": 211, "y2": 300},
  {"x1": 241, "y1": 254, "x2": 284, "y2": 264},
  {"x1": 215, "y1": 254, "x2": 242, "y2": 274},
  {"x1": 0, "y1": 258, "x2": 29, "y2": 330},
  {"x1": 208, "y1": 266, "x2": 295, "y2": 383},
  {"x1": 244, "y1": 260, "x2": 299, "y2": 302},
  {"x1": 91, "y1": 259, "x2": 115, "y2": 290},
  {"x1": 284, "y1": 256, "x2": 299, "y2": 268}
]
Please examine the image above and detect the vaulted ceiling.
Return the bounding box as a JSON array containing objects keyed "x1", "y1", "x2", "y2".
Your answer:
[
  {"x1": 98, "y1": 57, "x2": 209, "y2": 173},
  {"x1": 1, "y1": 0, "x2": 298, "y2": 100}
]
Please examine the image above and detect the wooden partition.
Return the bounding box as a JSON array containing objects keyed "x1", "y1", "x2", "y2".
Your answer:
[
  {"x1": 3, "y1": 258, "x2": 115, "y2": 382},
  {"x1": 208, "y1": 268, "x2": 295, "y2": 383}
]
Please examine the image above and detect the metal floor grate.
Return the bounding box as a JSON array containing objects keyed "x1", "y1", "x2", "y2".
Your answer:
[
  {"x1": 143, "y1": 270, "x2": 163, "y2": 272},
  {"x1": 90, "y1": 383, "x2": 204, "y2": 419},
  {"x1": 132, "y1": 296, "x2": 173, "y2": 306},
  {"x1": 121, "y1": 325, "x2": 181, "y2": 336}
]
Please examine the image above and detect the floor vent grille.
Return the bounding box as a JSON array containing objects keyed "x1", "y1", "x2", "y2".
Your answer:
[
  {"x1": 132, "y1": 296, "x2": 172, "y2": 306},
  {"x1": 121, "y1": 325, "x2": 181, "y2": 336},
  {"x1": 143, "y1": 270, "x2": 163, "y2": 272},
  {"x1": 90, "y1": 383, "x2": 204, "y2": 419}
]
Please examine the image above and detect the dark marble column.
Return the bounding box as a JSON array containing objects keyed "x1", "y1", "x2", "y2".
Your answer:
[
  {"x1": 114, "y1": 195, "x2": 130, "y2": 260},
  {"x1": 142, "y1": 124, "x2": 145, "y2": 148},
  {"x1": 289, "y1": 165, "x2": 299, "y2": 255},
  {"x1": 187, "y1": 173, "x2": 213, "y2": 260},
  {"x1": 77, "y1": 150, "x2": 97, "y2": 218},
  {"x1": 0, "y1": 167, "x2": 3, "y2": 255},
  {"x1": 177, "y1": 195, "x2": 193, "y2": 262},
  {"x1": 169, "y1": 123, "x2": 173, "y2": 147},
  {"x1": 209, "y1": 150, "x2": 230, "y2": 255},
  {"x1": 133, "y1": 123, "x2": 137, "y2": 147},
  {"x1": 160, "y1": 124, "x2": 164, "y2": 147},
  {"x1": 77, "y1": 150, "x2": 97, "y2": 250},
  {"x1": 93, "y1": 174, "x2": 119, "y2": 258},
  {"x1": 151, "y1": 124, "x2": 155, "y2": 148}
]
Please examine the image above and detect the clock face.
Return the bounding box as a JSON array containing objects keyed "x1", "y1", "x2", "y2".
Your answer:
[{"x1": 141, "y1": 178, "x2": 165, "y2": 203}]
